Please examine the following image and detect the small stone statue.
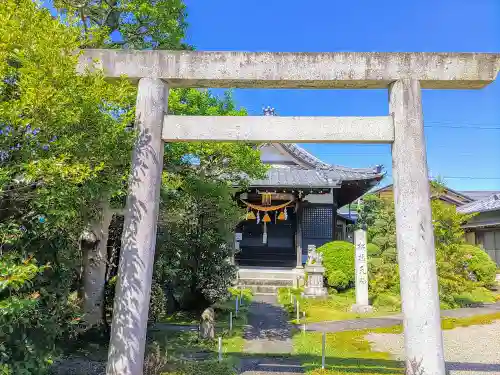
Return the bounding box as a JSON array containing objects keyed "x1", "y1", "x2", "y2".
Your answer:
[
  {"x1": 199, "y1": 307, "x2": 215, "y2": 339},
  {"x1": 307, "y1": 245, "x2": 323, "y2": 266}
]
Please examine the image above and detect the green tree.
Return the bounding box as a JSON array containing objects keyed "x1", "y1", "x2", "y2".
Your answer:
[
  {"x1": 361, "y1": 186, "x2": 495, "y2": 308},
  {"x1": 49, "y1": 0, "x2": 190, "y2": 327},
  {"x1": 0, "y1": 0, "x2": 134, "y2": 371},
  {"x1": 431, "y1": 199, "x2": 477, "y2": 306},
  {"x1": 149, "y1": 89, "x2": 266, "y2": 312},
  {"x1": 52, "y1": 0, "x2": 267, "y2": 323},
  {"x1": 53, "y1": 0, "x2": 189, "y2": 49}
]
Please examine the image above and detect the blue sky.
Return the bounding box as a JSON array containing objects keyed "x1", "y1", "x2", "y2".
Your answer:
[
  {"x1": 43, "y1": 0, "x2": 500, "y2": 192},
  {"x1": 182, "y1": 0, "x2": 500, "y2": 192}
]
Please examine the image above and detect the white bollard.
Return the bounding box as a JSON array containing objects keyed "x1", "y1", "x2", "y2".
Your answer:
[
  {"x1": 296, "y1": 300, "x2": 300, "y2": 322},
  {"x1": 229, "y1": 312, "x2": 233, "y2": 332},
  {"x1": 302, "y1": 323, "x2": 306, "y2": 334},
  {"x1": 321, "y1": 332, "x2": 326, "y2": 369},
  {"x1": 218, "y1": 337, "x2": 222, "y2": 362}
]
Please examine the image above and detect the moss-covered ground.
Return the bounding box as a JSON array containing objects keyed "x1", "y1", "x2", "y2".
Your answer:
[
  {"x1": 293, "y1": 312, "x2": 500, "y2": 374},
  {"x1": 155, "y1": 292, "x2": 251, "y2": 374},
  {"x1": 278, "y1": 288, "x2": 398, "y2": 324}
]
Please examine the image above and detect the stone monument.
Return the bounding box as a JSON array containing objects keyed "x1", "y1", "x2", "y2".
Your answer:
[
  {"x1": 303, "y1": 245, "x2": 328, "y2": 298},
  {"x1": 200, "y1": 307, "x2": 215, "y2": 339},
  {"x1": 351, "y1": 229, "x2": 373, "y2": 313}
]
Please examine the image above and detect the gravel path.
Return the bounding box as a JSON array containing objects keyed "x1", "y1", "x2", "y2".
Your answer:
[
  {"x1": 366, "y1": 321, "x2": 500, "y2": 375},
  {"x1": 304, "y1": 302, "x2": 500, "y2": 333},
  {"x1": 239, "y1": 294, "x2": 303, "y2": 374}
]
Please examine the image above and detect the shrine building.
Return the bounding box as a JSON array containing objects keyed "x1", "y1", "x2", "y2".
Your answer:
[{"x1": 233, "y1": 107, "x2": 384, "y2": 270}]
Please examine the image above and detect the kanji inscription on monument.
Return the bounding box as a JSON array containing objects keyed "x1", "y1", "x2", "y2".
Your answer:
[{"x1": 352, "y1": 229, "x2": 371, "y2": 312}]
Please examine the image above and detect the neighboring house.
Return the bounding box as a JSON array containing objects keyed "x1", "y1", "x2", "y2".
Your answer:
[
  {"x1": 369, "y1": 183, "x2": 474, "y2": 207},
  {"x1": 458, "y1": 193, "x2": 500, "y2": 266},
  {"x1": 233, "y1": 142, "x2": 383, "y2": 268},
  {"x1": 460, "y1": 191, "x2": 500, "y2": 202},
  {"x1": 363, "y1": 184, "x2": 500, "y2": 266}
]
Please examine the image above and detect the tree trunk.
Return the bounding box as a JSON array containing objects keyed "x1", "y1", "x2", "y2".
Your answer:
[{"x1": 81, "y1": 204, "x2": 114, "y2": 328}]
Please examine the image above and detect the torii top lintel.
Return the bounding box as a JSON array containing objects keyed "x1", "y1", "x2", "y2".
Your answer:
[{"x1": 78, "y1": 50, "x2": 500, "y2": 89}]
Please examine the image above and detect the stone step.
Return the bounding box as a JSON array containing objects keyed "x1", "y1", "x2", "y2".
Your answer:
[
  {"x1": 238, "y1": 284, "x2": 283, "y2": 294},
  {"x1": 238, "y1": 268, "x2": 301, "y2": 280},
  {"x1": 238, "y1": 278, "x2": 294, "y2": 287},
  {"x1": 237, "y1": 259, "x2": 297, "y2": 267}
]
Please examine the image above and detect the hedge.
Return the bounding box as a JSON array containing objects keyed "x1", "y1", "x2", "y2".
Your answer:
[
  {"x1": 460, "y1": 244, "x2": 497, "y2": 287},
  {"x1": 317, "y1": 241, "x2": 355, "y2": 291}
]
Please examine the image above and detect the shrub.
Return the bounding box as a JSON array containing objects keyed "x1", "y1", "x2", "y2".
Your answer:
[
  {"x1": 0, "y1": 255, "x2": 82, "y2": 374},
  {"x1": 453, "y1": 287, "x2": 495, "y2": 307},
  {"x1": 228, "y1": 287, "x2": 253, "y2": 302},
  {"x1": 460, "y1": 244, "x2": 497, "y2": 287},
  {"x1": 144, "y1": 341, "x2": 168, "y2": 375},
  {"x1": 161, "y1": 360, "x2": 235, "y2": 375},
  {"x1": 368, "y1": 257, "x2": 383, "y2": 268},
  {"x1": 317, "y1": 241, "x2": 355, "y2": 291},
  {"x1": 369, "y1": 259, "x2": 400, "y2": 296},
  {"x1": 367, "y1": 243, "x2": 381, "y2": 257},
  {"x1": 149, "y1": 282, "x2": 167, "y2": 322},
  {"x1": 381, "y1": 247, "x2": 398, "y2": 262},
  {"x1": 372, "y1": 293, "x2": 401, "y2": 311}
]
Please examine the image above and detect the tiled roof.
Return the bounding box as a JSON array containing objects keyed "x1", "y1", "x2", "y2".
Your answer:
[
  {"x1": 459, "y1": 191, "x2": 500, "y2": 202},
  {"x1": 280, "y1": 143, "x2": 383, "y2": 178},
  {"x1": 458, "y1": 193, "x2": 500, "y2": 214},
  {"x1": 250, "y1": 167, "x2": 342, "y2": 188},
  {"x1": 249, "y1": 143, "x2": 383, "y2": 188},
  {"x1": 250, "y1": 164, "x2": 383, "y2": 188}
]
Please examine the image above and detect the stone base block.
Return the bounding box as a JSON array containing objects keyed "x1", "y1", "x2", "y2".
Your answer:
[
  {"x1": 351, "y1": 304, "x2": 373, "y2": 314},
  {"x1": 303, "y1": 287, "x2": 328, "y2": 299}
]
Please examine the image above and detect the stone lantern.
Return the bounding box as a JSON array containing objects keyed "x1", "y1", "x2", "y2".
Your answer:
[{"x1": 303, "y1": 245, "x2": 328, "y2": 298}]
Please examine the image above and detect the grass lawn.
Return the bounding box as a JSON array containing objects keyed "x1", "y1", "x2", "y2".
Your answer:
[
  {"x1": 279, "y1": 286, "x2": 499, "y2": 324},
  {"x1": 278, "y1": 288, "x2": 398, "y2": 323},
  {"x1": 150, "y1": 292, "x2": 251, "y2": 374},
  {"x1": 294, "y1": 312, "x2": 500, "y2": 374},
  {"x1": 147, "y1": 329, "x2": 242, "y2": 374},
  {"x1": 57, "y1": 292, "x2": 252, "y2": 375},
  {"x1": 293, "y1": 329, "x2": 404, "y2": 375}
]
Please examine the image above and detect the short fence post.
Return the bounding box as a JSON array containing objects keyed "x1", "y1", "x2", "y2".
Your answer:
[
  {"x1": 302, "y1": 322, "x2": 306, "y2": 334},
  {"x1": 321, "y1": 332, "x2": 326, "y2": 369},
  {"x1": 229, "y1": 311, "x2": 233, "y2": 333},
  {"x1": 296, "y1": 300, "x2": 300, "y2": 322},
  {"x1": 218, "y1": 337, "x2": 222, "y2": 362}
]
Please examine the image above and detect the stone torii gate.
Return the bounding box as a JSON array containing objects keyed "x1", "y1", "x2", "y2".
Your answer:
[{"x1": 78, "y1": 50, "x2": 500, "y2": 375}]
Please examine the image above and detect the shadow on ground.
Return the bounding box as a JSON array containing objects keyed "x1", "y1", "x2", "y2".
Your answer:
[{"x1": 226, "y1": 351, "x2": 500, "y2": 374}]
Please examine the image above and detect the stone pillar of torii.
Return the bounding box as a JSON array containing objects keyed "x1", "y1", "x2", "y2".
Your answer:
[{"x1": 78, "y1": 50, "x2": 500, "y2": 375}]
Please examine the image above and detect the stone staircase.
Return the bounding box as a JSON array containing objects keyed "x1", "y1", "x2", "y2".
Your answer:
[{"x1": 237, "y1": 267, "x2": 303, "y2": 295}]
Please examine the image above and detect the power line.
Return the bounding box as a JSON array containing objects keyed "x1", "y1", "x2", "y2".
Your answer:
[
  {"x1": 384, "y1": 174, "x2": 500, "y2": 181},
  {"x1": 318, "y1": 151, "x2": 488, "y2": 157},
  {"x1": 424, "y1": 124, "x2": 500, "y2": 130},
  {"x1": 425, "y1": 120, "x2": 500, "y2": 126}
]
